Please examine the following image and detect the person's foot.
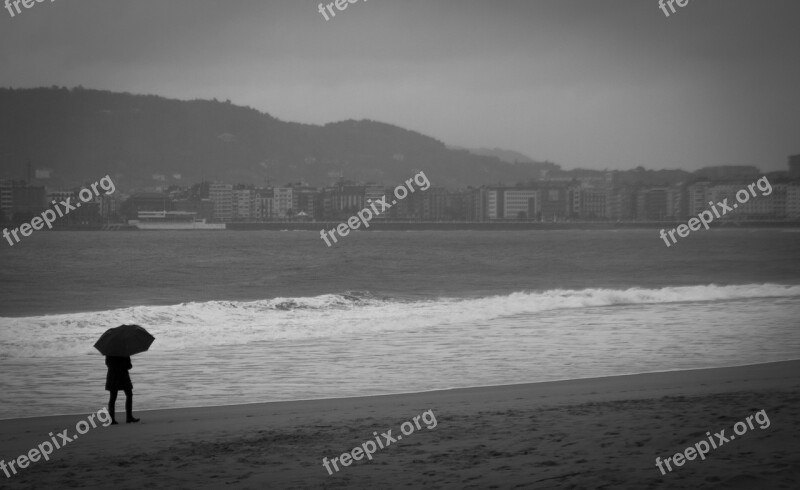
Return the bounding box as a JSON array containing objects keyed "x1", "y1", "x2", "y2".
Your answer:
[
  {"x1": 126, "y1": 417, "x2": 140, "y2": 423},
  {"x1": 110, "y1": 420, "x2": 119, "y2": 425}
]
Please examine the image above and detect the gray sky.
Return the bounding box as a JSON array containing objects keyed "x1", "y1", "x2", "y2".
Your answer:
[{"x1": 1, "y1": 0, "x2": 798, "y2": 172}]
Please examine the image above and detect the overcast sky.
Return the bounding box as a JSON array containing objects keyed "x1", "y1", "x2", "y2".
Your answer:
[{"x1": 1, "y1": 0, "x2": 798, "y2": 172}]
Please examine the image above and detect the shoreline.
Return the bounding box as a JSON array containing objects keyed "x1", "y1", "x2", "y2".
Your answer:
[
  {"x1": 2, "y1": 360, "x2": 799, "y2": 488},
  {"x1": 3, "y1": 220, "x2": 800, "y2": 233},
  {"x1": 3, "y1": 358, "x2": 798, "y2": 423}
]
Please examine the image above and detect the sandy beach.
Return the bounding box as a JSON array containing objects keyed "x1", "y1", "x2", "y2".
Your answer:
[{"x1": 0, "y1": 360, "x2": 798, "y2": 489}]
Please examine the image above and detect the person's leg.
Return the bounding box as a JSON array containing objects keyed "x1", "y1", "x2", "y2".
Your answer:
[
  {"x1": 124, "y1": 389, "x2": 139, "y2": 423},
  {"x1": 108, "y1": 390, "x2": 119, "y2": 425}
]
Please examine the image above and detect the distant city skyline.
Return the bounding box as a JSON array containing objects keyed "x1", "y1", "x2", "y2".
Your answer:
[{"x1": 1, "y1": 1, "x2": 799, "y2": 173}]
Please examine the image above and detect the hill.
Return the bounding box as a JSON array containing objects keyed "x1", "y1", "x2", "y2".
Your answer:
[{"x1": 0, "y1": 87, "x2": 552, "y2": 190}]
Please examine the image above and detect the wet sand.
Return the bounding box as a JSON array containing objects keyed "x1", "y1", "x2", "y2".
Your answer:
[{"x1": 1, "y1": 360, "x2": 799, "y2": 489}]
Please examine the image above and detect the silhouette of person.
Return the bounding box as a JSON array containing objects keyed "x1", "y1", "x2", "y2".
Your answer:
[{"x1": 105, "y1": 356, "x2": 140, "y2": 424}]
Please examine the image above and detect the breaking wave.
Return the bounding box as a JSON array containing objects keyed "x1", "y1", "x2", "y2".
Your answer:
[{"x1": 1, "y1": 283, "x2": 797, "y2": 358}]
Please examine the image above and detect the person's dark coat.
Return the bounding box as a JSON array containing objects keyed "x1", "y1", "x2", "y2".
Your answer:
[{"x1": 105, "y1": 356, "x2": 133, "y2": 391}]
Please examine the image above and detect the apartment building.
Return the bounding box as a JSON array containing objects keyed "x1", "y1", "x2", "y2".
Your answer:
[
  {"x1": 291, "y1": 184, "x2": 322, "y2": 219},
  {"x1": 666, "y1": 185, "x2": 686, "y2": 220},
  {"x1": 580, "y1": 186, "x2": 607, "y2": 219},
  {"x1": 466, "y1": 187, "x2": 488, "y2": 221},
  {"x1": 233, "y1": 187, "x2": 255, "y2": 221},
  {"x1": 273, "y1": 187, "x2": 293, "y2": 218},
  {"x1": 504, "y1": 189, "x2": 538, "y2": 219},
  {"x1": 538, "y1": 185, "x2": 571, "y2": 221},
  {"x1": 687, "y1": 181, "x2": 711, "y2": 217},
  {"x1": 635, "y1": 187, "x2": 668, "y2": 221},
  {"x1": 209, "y1": 183, "x2": 233, "y2": 222},
  {"x1": 254, "y1": 188, "x2": 274, "y2": 220},
  {"x1": 787, "y1": 184, "x2": 800, "y2": 218}
]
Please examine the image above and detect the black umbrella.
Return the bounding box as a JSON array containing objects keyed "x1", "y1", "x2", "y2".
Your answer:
[{"x1": 94, "y1": 324, "x2": 155, "y2": 357}]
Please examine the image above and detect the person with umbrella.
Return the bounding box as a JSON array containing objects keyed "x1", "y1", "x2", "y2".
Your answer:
[
  {"x1": 105, "y1": 355, "x2": 138, "y2": 424},
  {"x1": 94, "y1": 324, "x2": 155, "y2": 424}
]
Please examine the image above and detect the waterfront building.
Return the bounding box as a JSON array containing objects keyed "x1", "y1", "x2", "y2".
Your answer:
[
  {"x1": 324, "y1": 181, "x2": 365, "y2": 219},
  {"x1": 334, "y1": 183, "x2": 365, "y2": 214},
  {"x1": 788, "y1": 155, "x2": 800, "y2": 180},
  {"x1": 364, "y1": 184, "x2": 384, "y2": 205},
  {"x1": 635, "y1": 187, "x2": 668, "y2": 221},
  {"x1": 190, "y1": 182, "x2": 211, "y2": 200},
  {"x1": 0, "y1": 180, "x2": 47, "y2": 220},
  {"x1": 273, "y1": 187, "x2": 294, "y2": 219},
  {"x1": 687, "y1": 181, "x2": 711, "y2": 217},
  {"x1": 707, "y1": 184, "x2": 741, "y2": 218},
  {"x1": 465, "y1": 187, "x2": 488, "y2": 221},
  {"x1": 665, "y1": 185, "x2": 686, "y2": 221},
  {"x1": 290, "y1": 184, "x2": 321, "y2": 219},
  {"x1": 0, "y1": 180, "x2": 13, "y2": 219},
  {"x1": 233, "y1": 187, "x2": 255, "y2": 221},
  {"x1": 484, "y1": 187, "x2": 539, "y2": 220},
  {"x1": 446, "y1": 190, "x2": 468, "y2": 221},
  {"x1": 708, "y1": 183, "x2": 782, "y2": 219},
  {"x1": 389, "y1": 190, "x2": 418, "y2": 220},
  {"x1": 99, "y1": 194, "x2": 119, "y2": 219},
  {"x1": 743, "y1": 183, "x2": 782, "y2": 218},
  {"x1": 504, "y1": 188, "x2": 538, "y2": 220},
  {"x1": 537, "y1": 185, "x2": 571, "y2": 221},
  {"x1": 421, "y1": 187, "x2": 449, "y2": 220},
  {"x1": 487, "y1": 189, "x2": 500, "y2": 219},
  {"x1": 569, "y1": 185, "x2": 581, "y2": 218},
  {"x1": 579, "y1": 186, "x2": 607, "y2": 220},
  {"x1": 209, "y1": 183, "x2": 233, "y2": 222},
  {"x1": 787, "y1": 184, "x2": 800, "y2": 218},
  {"x1": 364, "y1": 184, "x2": 386, "y2": 220},
  {"x1": 254, "y1": 188, "x2": 273, "y2": 221},
  {"x1": 320, "y1": 187, "x2": 334, "y2": 220},
  {"x1": 47, "y1": 190, "x2": 75, "y2": 205}
]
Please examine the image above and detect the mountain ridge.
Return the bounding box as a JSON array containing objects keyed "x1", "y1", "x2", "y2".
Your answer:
[{"x1": 0, "y1": 87, "x2": 555, "y2": 190}]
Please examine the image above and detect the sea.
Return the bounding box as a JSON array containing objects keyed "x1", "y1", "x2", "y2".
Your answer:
[{"x1": 1, "y1": 228, "x2": 799, "y2": 419}]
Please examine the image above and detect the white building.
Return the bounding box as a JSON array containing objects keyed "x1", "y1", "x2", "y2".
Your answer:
[
  {"x1": 485, "y1": 188, "x2": 539, "y2": 219},
  {"x1": 504, "y1": 189, "x2": 538, "y2": 219},
  {"x1": 487, "y1": 189, "x2": 499, "y2": 219}
]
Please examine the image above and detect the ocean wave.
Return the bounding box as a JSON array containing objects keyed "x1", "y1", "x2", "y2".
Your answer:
[{"x1": 1, "y1": 283, "x2": 797, "y2": 358}]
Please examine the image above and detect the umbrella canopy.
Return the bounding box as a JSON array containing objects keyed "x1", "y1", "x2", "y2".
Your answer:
[{"x1": 94, "y1": 324, "x2": 155, "y2": 357}]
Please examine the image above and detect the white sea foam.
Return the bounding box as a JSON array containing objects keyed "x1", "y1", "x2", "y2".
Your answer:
[{"x1": 1, "y1": 283, "x2": 798, "y2": 358}]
